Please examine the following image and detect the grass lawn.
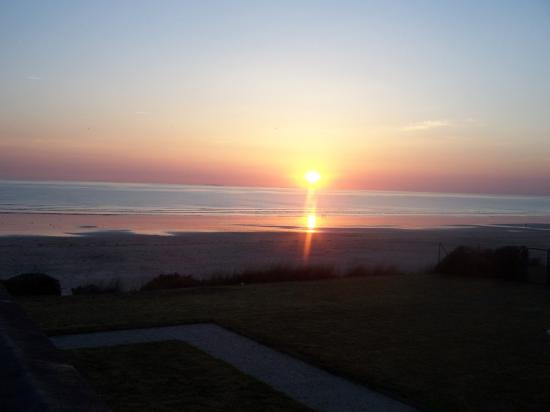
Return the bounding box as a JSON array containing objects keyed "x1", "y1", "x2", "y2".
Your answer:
[
  {"x1": 21, "y1": 274, "x2": 550, "y2": 412},
  {"x1": 68, "y1": 341, "x2": 309, "y2": 412}
]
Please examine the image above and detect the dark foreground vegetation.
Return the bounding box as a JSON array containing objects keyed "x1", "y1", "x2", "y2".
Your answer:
[
  {"x1": 7, "y1": 244, "x2": 546, "y2": 297},
  {"x1": 1, "y1": 273, "x2": 61, "y2": 296},
  {"x1": 72, "y1": 280, "x2": 122, "y2": 295},
  {"x1": 141, "y1": 264, "x2": 400, "y2": 292},
  {"x1": 69, "y1": 341, "x2": 309, "y2": 412},
  {"x1": 435, "y1": 245, "x2": 543, "y2": 281},
  {"x1": 1, "y1": 265, "x2": 400, "y2": 297},
  {"x1": 20, "y1": 274, "x2": 550, "y2": 412}
]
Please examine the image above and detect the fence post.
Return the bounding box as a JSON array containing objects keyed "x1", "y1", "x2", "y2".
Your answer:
[{"x1": 546, "y1": 249, "x2": 550, "y2": 286}]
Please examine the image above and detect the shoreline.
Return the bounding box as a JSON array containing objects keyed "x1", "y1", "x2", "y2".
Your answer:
[{"x1": 1, "y1": 225, "x2": 549, "y2": 294}]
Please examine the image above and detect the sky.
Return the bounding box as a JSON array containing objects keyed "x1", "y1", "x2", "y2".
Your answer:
[{"x1": 1, "y1": 0, "x2": 549, "y2": 195}]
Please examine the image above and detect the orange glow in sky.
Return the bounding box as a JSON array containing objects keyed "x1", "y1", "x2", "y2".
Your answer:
[{"x1": 1, "y1": 2, "x2": 549, "y2": 195}]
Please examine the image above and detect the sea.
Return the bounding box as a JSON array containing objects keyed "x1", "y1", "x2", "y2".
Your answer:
[{"x1": 1, "y1": 180, "x2": 550, "y2": 235}]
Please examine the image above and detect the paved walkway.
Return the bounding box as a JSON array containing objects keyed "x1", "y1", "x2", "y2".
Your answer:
[{"x1": 51, "y1": 324, "x2": 418, "y2": 412}]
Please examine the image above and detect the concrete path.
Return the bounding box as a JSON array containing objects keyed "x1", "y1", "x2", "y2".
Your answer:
[{"x1": 52, "y1": 324, "x2": 418, "y2": 412}]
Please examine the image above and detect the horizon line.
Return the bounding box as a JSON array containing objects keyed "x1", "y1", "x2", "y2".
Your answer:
[{"x1": 1, "y1": 177, "x2": 548, "y2": 199}]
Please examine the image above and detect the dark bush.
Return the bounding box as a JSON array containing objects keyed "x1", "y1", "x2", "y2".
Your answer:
[
  {"x1": 434, "y1": 245, "x2": 529, "y2": 281},
  {"x1": 346, "y1": 265, "x2": 401, "y2": 278},
  {"x1": 207, "y1": 265, "x2": 337, "y2": 286},
  {"x1": 2, "y1": 273, "x2": 61, "y2": 296},
  {"x1": 239, "y1": 265, "x2": 336, "y2": 283},
  {"x1": 434, "y1": 246, "x2": 494, "y2": 277},
  {"x1": 72, "y1": 280, "x2": 122, "y2": 295},
  {"x1": 139, "y1": 264, "x2": 404, "y2": 292},
  {"x1": 494, "y1": 246, "x2": 529, "y2": 281},
  {"x1": 529, "y1": 257, "x2": 542, "y2": 267},
  {"x1": 141, "y1": 273, "x2": 200, "y2": 291}
]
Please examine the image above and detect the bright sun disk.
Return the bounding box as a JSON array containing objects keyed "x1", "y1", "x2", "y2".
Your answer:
[{"x1": 304, "y1": 170, "x2": 321, "y2": 185}]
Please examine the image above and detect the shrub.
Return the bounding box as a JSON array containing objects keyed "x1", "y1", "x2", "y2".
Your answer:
[
  {"x1": 72, "y1": 280, "x2": 122, "y2": 295},
  {"x1": 139, "y1": 264, "x2": 404, "y2": 292},
  {"x1": 434, "y1": 246, "x2": 494, "y2": 277},
  {"x1": 345, "y1": 265, "x2": 401, "y2": 278},
  {"x1": 238, "y1": 265, "x2": 336, "y2": 284},
  {"x1": 529, "y1": 257, "x2": 542, "y2": 267},
  {"x1": 207, "y1": 265, "x2": 337, "y2": 286},
  {"x1": 434, "y1": 245, "x2": 529, "y2": 281},
  {"x1": 141, "y1": 273, "x2": 200, "y2": 291},
  {"x1": 2, "y1": 273, "x2": 61, "y2": 296},
  {"x1": 494, "y1": 246, "x2": 529, "y2": 281}
]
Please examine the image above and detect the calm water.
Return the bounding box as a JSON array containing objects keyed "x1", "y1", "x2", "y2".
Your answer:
[
  {"x1": 1, "y1": 180, "x2": 550, "y2": 234},
  {"x1": 2, "y1": 180, "x2": 550, "y2": 216}
]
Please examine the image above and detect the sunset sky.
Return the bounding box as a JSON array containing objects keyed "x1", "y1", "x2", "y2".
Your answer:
[{"x1": 1, "y1": 1, "x2": 549, "y2": 194}]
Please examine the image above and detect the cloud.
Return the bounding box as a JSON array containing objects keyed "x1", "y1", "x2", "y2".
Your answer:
[
  {"x1": 26, "y1": 75, "x2": 41, "y2": 80},
  {"x1": 401, "y1": 120, "x2": 449, "y2": 131}
]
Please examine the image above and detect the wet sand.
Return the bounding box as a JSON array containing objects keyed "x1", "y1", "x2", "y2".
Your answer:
[
  {"x1": 2, "y1": 213, "x2": 550, "y2": 236},
  {"x1": 1, "y1": 225, "x2": 549, "y2": 293}
]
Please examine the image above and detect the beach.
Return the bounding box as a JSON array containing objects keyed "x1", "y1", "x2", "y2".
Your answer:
[
  {"x1": 1, "y1": 223, "x2": 549, "y2": 293},
  {"x1": 2, "y1": 180, "x2": 550, "y2": 293}
]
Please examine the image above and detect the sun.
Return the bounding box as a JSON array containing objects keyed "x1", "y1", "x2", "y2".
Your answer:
[{"x1": 304, "y1": 170, "x2": 321, "y2": 185}]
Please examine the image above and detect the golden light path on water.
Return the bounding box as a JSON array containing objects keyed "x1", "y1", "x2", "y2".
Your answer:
[
  {"x1": 302, "y1": 170, "x2": 320, "y2": 262},
  {"x1": 306, "y1": 214, "x2": 317, "y2": 230}
]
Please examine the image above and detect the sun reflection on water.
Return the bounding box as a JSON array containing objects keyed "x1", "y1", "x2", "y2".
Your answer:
[
  {"x1": 306, "y1": 214, "x2": 317, "y2": 231},
  {"x1": 303, "y1": 187, "x2": 319, "y2": 261}
]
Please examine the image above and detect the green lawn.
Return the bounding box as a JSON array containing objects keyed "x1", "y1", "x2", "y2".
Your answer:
[
  {"x1": 21, "y1": 274, "x2": 550, "y2": 412},
  {"x1": 68, "y1": 341, "x2": 309, "y2": 412}
]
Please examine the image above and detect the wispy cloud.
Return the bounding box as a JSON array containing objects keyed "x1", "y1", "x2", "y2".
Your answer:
[
  {"x1": 26, "y1": 75, "x2": 41, "y2": 80},
  {"x1": 401, "y1": 120, "x2": 450, "y2": 131}
]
